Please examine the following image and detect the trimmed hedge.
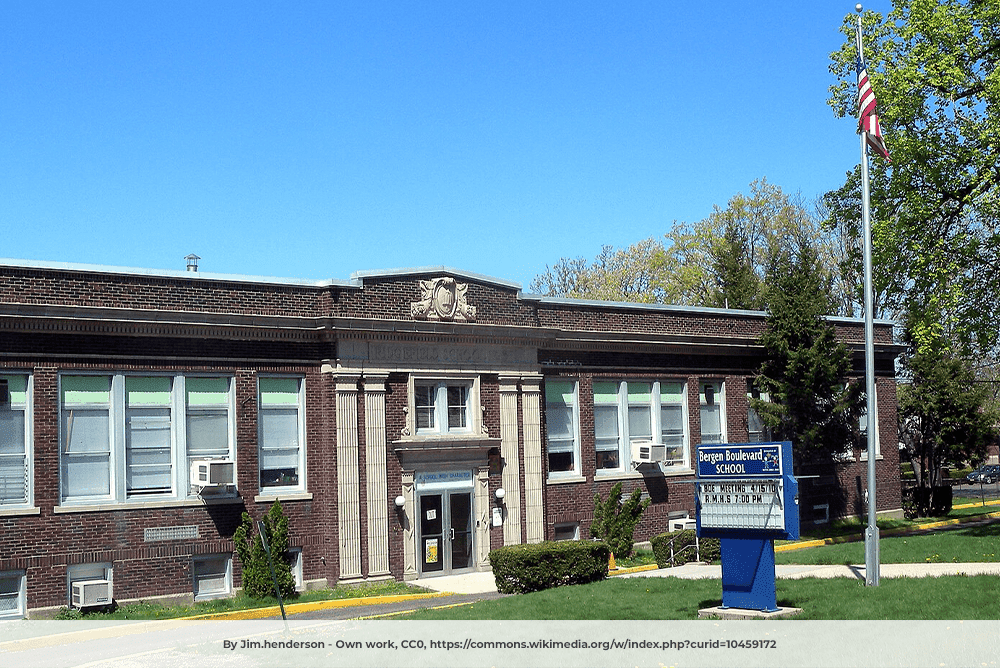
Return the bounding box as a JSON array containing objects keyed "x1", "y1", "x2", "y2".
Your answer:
[
  {"x1": 488, "y1": 540, "x2": 611, "y2": 594},
  {"x1": 650, "y1": 529, "x2": 720, "y2": 568}
]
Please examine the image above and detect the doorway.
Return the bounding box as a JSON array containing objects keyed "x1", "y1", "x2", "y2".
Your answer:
[{"x1": 418, "y1": 490, "x2": 473, "y2": 575}]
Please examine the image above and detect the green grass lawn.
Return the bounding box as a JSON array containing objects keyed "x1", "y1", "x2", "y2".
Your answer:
[
  {"x1": 777, "y1": 518, "x2": 1000, "y2": 566},
  {"x1": 403, "y1": 574, "x2": 1000, "y2": 620}
]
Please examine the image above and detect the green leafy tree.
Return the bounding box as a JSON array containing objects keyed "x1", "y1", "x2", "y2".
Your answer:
[
  {"x1": 589, "y1": 481, "x2": 650, "y2": 559},
  {"x1": 233, "y1": 500, "x2": 296, "y2": 600},
  {"x1": 898, "y1": 328, "x2": 999, "y2": 502},
  {"x1": 752, "y1": 240, "x2": 863, "y2": 465},
  {"x1": 532, "y1": 179, "x2": 851, "y2": 312},
  {"x1": 826, "y1": 0, "x2": 1000, "y2": 356}
]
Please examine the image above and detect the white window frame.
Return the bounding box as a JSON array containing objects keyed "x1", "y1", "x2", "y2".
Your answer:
[
  {"x1": 66, "y1": 562, "x2": 113, "y2": 607},
  {"x1": 257, "y1": 376, "x2": 306, "y2": 494},
  {"x1": 288, "y1": 547, "x2": 304, "y2": 591},
  {"x1": 544, "y1": 379, "x2": 580, "y2": 478},
  {"x1": 552, "y1": 522, "x2": 580, "y2": 541},
  {"x1": 408, "y1": 376, "x2": 480, "y2": 438},
  {"x1": 0, "y1": 373, "x2": 33, "y2": 508},
  {"x1": 0, "y1": 570, "x2": 27, "y2": 619},
  {"x1": 699, "y1": 380, "x2": 727, "y2": 445},
  {"x1": 594, "y1": 380, "x2": 691, "y2": 474},
  {"x1": 58, "y1": 373, "x2": 237, "y2": 505},
  {"x1": 747, "y1": 383, "x2": 772, "y2": 443},
  {"x1": 192, "y1": 554, "x2": 232, "y2": 601}
]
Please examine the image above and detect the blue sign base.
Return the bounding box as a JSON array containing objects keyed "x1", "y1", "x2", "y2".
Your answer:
[{"x1": 719, "y1": 537, "x2": 777, "y2": 612}]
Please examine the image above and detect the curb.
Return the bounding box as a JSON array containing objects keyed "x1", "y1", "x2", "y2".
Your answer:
[
  {"x1": 179, "y1": 591, "x2": 452, "y2": 621},
  {"x1": 774, "y1": 507, "x2": 1000, "y2": 553}
]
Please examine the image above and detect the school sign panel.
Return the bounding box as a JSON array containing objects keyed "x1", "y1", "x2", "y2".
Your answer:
[{"x1": 695, "y1": 442, "x2": 799, "y2": 613}]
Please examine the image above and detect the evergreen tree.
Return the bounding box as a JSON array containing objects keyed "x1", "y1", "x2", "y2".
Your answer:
[
  {"x1": 707, "y1": 223, "x2": 763, "y2": 310},
  {"x1": 233, "y1": 500, "x2": 297, "y2": 599},
  {"x1": 752, "y1": 240, "x2": 862, "y2": 464}
]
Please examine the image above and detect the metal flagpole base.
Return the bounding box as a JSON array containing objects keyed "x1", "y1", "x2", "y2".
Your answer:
[{"x1": 864, "y1": 525, "x2": 880, "y2": 586}]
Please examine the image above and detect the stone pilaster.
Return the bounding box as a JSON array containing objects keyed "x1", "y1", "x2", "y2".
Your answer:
[
  {"x1": 476, "y1": 465, "x2": 491, "y2": 569},
  {"x1": 363, "y1": 373, "x2": 390, "y2": 577},
  {"x1": 401, "y1": 470, "x2": 417, "y2": 580},
  {"x1": 335, "y1": 374, "x2": 362, "y2": 580},
  {"x1": 499, "y1": 375, "x2": 522, "y2": 545},
  {"x1": 521, "y1": 375, "x2": 545, "y2": 544}
]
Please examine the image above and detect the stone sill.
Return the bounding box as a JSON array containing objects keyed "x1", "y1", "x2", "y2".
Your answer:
[
  {"x1": 53, "y1": 496, "x2": 244, "y2": 514},
  {"x1": 0, "y1": 506, "x2": 41, "y2": 517}
]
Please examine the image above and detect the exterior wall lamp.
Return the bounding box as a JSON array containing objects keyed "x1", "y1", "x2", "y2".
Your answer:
[{"x1": 494, "y1": 488, "x2": 506, "y2": 506}]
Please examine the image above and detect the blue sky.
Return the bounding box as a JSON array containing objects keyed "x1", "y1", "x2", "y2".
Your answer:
[{"x1": 1, "y1": 1, "x2": 892, "y2": 289}]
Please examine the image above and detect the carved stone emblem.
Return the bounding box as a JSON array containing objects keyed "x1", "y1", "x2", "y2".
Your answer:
[{"x1": 411, "y1": 277, "x2": 477, "y2": 322}]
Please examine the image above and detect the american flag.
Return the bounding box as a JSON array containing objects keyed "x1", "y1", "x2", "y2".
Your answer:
[{"x1": 857, "y1": 57, "x2": 890, "y2": 160}]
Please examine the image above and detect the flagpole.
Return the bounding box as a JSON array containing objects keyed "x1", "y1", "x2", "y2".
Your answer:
[{"x1": 856, "y1": 3, "x2": 880, "y2": 587}]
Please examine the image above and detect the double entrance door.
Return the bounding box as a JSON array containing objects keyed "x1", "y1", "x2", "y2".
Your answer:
[{"x1": 418, "y1": 490, "x2": 473, "y2": 575}]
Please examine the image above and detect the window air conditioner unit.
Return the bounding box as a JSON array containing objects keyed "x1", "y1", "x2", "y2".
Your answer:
[
  {"x1": 669, "y1": 518, "x2": 697, "y2": 532},
  {"x1": 190, "y1": 460, "x2": 235, "y2": 487},
  {"x1": 631, "y1": 441, "x2": 666, "y2": 466},
  {"x1": 71, "y1": 579, "x2": 112, "y2": 608}
]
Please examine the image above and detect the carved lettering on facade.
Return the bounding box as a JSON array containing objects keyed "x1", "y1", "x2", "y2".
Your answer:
[{"x1": 411, "y1": 277, "x2": 477, "y2": 322}]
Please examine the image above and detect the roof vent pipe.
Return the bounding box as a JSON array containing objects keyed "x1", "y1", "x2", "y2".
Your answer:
[{"x1": 185, "y1": 254, "x2": 201, "y2": 272}]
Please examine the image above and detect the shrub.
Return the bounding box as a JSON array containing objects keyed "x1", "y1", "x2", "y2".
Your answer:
[
  {"x1": 650, "y1": 529, "x2": 720, "y2": 567},
  {"x1": 590, "y1": 482, "x2": 650, "y2": 558},
  {"x1": 233, "y1": 500, "x2": 296, "y2": 600},
  {"x1": 488, "y1": 540, "x2": 611, "y2": 594}
]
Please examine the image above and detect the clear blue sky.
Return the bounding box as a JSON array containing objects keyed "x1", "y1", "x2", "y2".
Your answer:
[{"x1": 1, "y1": 1, "x2": 892, "y2": 289}]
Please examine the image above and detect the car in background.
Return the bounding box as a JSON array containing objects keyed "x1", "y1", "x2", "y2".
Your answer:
[{"x1": 965, "y1": 464, "x2": 1000, "y2": 484}]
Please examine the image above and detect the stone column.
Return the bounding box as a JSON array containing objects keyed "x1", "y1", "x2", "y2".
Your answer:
[
  {"x1": 335, "y1": 374, "x2": 362, "y2": 581},
  {"x1": 499, "y1": 375, "x2": 522, "y2": 545},
  {"x1": 521, "y1": 375, "x2": 545, "y2": 544},
  {"x1": 364, "y1": 373, "x2": 390, "y2": 578},
  {"x1": 401, "y1": 470, "x2": 417, "y2": 580},
  {"x1": 475, "y1": 465, "x2": 491, "y2": 569}
]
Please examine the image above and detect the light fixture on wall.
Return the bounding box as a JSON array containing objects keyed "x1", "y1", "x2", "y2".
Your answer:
[
  {"x1": 394, "y1": 495, "x2": 406, "y2": 526},
  {"x1": 494, "y1": 488, "x2": 506, "y2": 506}
]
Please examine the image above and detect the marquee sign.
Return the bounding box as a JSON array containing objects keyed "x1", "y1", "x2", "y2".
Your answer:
[{"x1": 695, "y1": 442, "x2": 797, "y2": 538}]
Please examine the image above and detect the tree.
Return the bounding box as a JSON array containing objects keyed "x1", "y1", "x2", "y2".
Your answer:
[
  {"x1": 898, "y1": 340, "x2": 999, "y2": 514},
  {"x1": 233, "y1": 500, "x2": 296, "y2": 599},
  {"x1": 706, "y1": 222, "x2": 764, "y2": 310},
  {"x1": 752, "y1": 240, "x2": 863, "y2": 465},
  {"x1": 590, "y1": 481, "x2": 650, "y2": 559},
  {"x1": 531, "y1": 179, "x2": 851, "y2": 312},
  {"x1": 826, "y1": 0, "x2": 1000, "y2": 357}
]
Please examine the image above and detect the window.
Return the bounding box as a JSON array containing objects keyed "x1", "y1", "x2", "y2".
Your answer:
[
  {"x1": 747, "y1": 384, "x2": 772, "y2": 443},
  {"x1": 412, "y1": 379, "x2": 475, "y2": 436},
  {"x1": 126, "y1": 377, "x2": 173, "y2": 496},
  {"x1": 699, "y1": 381, "x2": 726, "y2": 444},
  {"x1": 66, "y1": 563, "x2": 112, "y2": 606},
  {"x1": 544, "y1": 380, "x2": 579, "y2": 476},
  {"x1": 61, "y1": 376, "x2": 112, "y2": 500},
  {"x1": 0, "y1": 374, "x2": 31, "y2": 506},
  {"x1": 193, "y1": 554, "x2": 232, "y2": 601},
  {"x1": 552, "y1": 522, "x2": 579, "y2": 541},
  {"x1": 288, "y1": 547, "x2": 303, "y2": 591},
  {"x1": 258, "y1": 377, "x2": 305, "y2": 491},
  {"x1": 59, "y1": 374, "x2": 236, "y2": 504},
  {"x1": 594, "y1": 380, "x2": 691, "y2": 472},
  {"x1": 0, "y1": 570, "x2": 26, "y2": 619}
]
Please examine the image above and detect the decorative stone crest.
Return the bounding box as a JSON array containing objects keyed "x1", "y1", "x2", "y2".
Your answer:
[{"x1": 411, "y1": 277, "x2": 477, "y2": 322}]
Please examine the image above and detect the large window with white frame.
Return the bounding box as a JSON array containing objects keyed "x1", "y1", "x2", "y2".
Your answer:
[
  {"x1": 747, "y1": 383, "x2": 772, "y2": 443},
  {"x1": 0, "y1": 374, "x2": 32, "y2": 507},
  {"x1": 59, "y1": 374, "x2": 236, "y2": 504},
  {"x1": 410, "y1": 378, "x2": 478, "y2": 437},
  {"x1": 0, "y1": 570, "x2": 26, "y2": 619},
  {"x1": 544, "y1": 379, "x2": 580, "y2": 477},
  {"x1": 258, "y1": 377, "x2": 305, "y2": 491},
  {"x1": 699, "y1": 380, "x2": 726, "y2": 445},
  {"x1": 193, "y1": 554, "x2": 232, "y2": 601},
  {"x1": 593, "y1": 380, "x2": 691, "y2": 473}
]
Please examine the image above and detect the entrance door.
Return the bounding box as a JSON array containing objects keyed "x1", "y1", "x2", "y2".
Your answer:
[{"x1": 419, "y1": 491, "x2": 474, "y2": 575}]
